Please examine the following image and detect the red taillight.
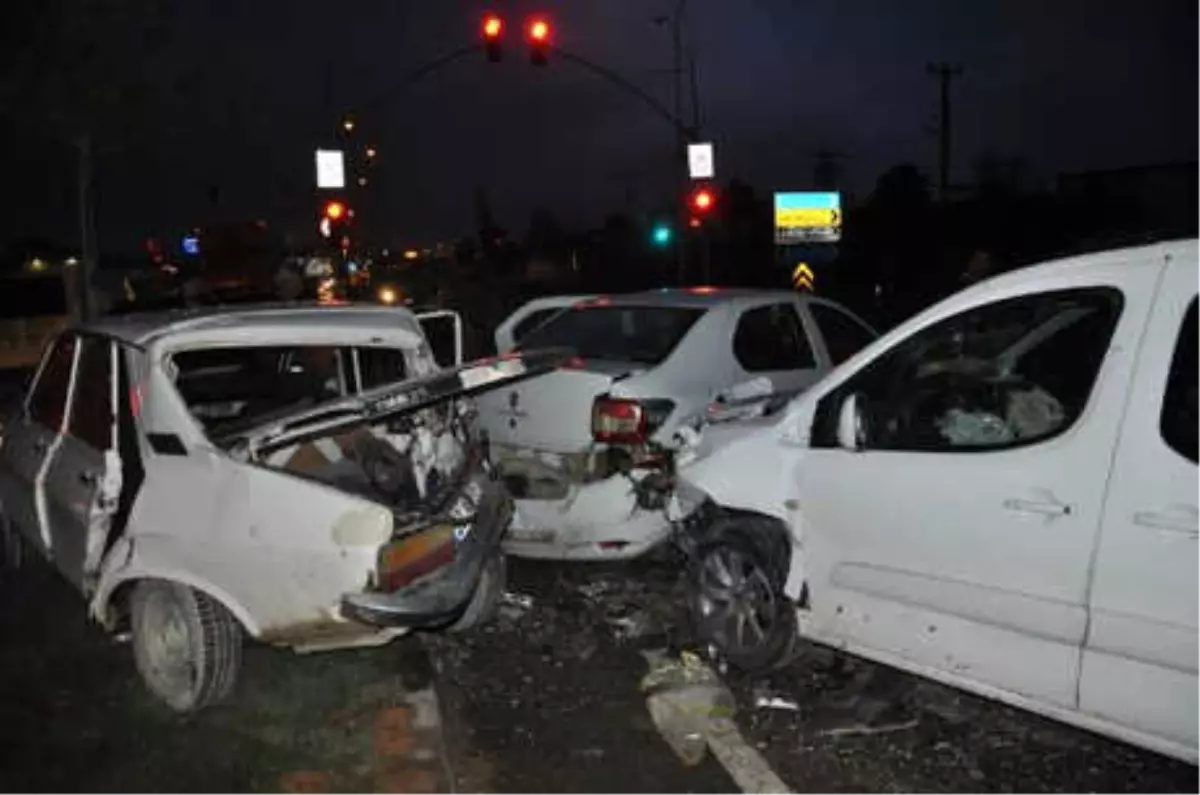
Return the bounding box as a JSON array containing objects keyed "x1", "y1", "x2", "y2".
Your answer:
[{"x1": 592, "y1": 397, "x2": 646, "y2": 444}]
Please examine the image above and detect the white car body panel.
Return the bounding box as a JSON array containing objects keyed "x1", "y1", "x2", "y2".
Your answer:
[
  {"x1": 476, "y1": 289, "x2": 876, "y2": 560},
  {"x1": 676, "y1": 240, "x2": 1199, "y2": 762}
]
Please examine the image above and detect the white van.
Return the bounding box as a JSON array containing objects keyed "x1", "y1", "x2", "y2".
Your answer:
[{"x1": 673, "y1": 240, "x2": 1198, "y2": 763}]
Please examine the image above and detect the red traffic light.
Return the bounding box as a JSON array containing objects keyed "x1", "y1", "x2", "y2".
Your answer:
[
  {"x1": 323, "y1": 201, "x2": 346, "y2": 221},
  {"x1": 690, "y1": 187, "x2": 714, "y2": 212},
  {"x1": 482, "y1": 14, "x2": 503, "y2": 39},
  {"x1": 528, "y1": 17, "x2": 550, "y2": 42}
]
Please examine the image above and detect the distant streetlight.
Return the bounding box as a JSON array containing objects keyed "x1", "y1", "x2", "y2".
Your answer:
[
  {"x1": 365, "y1": 145, "x2": 377, "y2": 159},
  {"x1": 342, "y1": 117, "x2": 356, "y2": 133},
  {"x1": 357, "y1": 176, "x2": 368, "y2": 187}
]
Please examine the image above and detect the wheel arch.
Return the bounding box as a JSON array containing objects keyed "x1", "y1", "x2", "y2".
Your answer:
[{"x1": 92, "y1": 569, "x2": 262, "y2": 638}]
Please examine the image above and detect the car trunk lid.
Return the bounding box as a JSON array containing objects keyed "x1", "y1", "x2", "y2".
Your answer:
[{"x1": 473, "y1": 359, "x2": 647, "y2": 453}]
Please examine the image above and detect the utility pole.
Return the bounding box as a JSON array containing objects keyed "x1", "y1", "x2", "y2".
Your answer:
[
  {"x1": 671, "y1": 0, "x2": 688, "y2": 284},
  {"x1": 927, "y1": 62, "x2": 963, "y2": 203}
]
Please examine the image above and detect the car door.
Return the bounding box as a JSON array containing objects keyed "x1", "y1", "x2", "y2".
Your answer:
[
  {"x1": 794, "y1": 268, "x2": 1158, "y2": 709},
  {"x1": 0, "y1": 333, "x2": 76, "y2": 558},
  {"x1": 730, "y1": 301, "x2": 824, "y2": 398},
  {"x1": 1081, "y1": 255, "x2": 1198, "y2": 752},
  {"x1": 41, "y1": 334, "x2": 120, "y2": 592}
]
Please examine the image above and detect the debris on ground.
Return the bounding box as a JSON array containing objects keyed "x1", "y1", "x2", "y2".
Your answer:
[
  {"x1": 500, "y1": 590, "x2": 534, "y2": 610},
  {"x1": 816, "y1": 717, "x2": 921, "y2": 738},
  {"x1": 606, "y1": 608, "x2": 658, "y2": 642},
  {"x1": 752, "y1": 691, "x2": 800, "y2": 712}
]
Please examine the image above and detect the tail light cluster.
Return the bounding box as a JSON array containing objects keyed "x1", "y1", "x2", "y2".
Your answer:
[{"x1": 591, "y1": 396, "x2": 675, "y2": 445}]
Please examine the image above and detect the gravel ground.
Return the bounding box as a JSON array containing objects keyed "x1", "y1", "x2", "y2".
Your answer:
[{"x1": 427, "y1": 554, "x2": 1198, "y2": 794}]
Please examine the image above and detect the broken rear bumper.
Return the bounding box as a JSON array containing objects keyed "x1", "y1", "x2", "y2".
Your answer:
[{"x1": 340, "y1": 476, "x2": 512, "y2": 628}]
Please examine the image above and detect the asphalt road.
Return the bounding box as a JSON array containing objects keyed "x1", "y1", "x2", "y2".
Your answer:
[{"x1": 2, "y1": 546, "x2": 1194, "y2": 793}]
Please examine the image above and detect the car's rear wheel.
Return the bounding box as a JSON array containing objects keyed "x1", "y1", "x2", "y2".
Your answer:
[
  {"x1": 446, "y1": 552, "x2": 506, "y2": 633},
  {"x1": 690, "y1": 531, "x2": 798, "y2": 672},
  {"x1": 130, "y1": 580, "x2": 242, "y2": 712}
]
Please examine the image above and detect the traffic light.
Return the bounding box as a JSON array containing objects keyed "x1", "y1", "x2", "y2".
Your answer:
[
  {"x1": 482, "y1": 13, "x2": 503, "y2": 62},
  {"x1": 651, "y1": 222, "x2": 673, "y2": 247},
  {"x1": 527, "y1": 16, "x2": 551, "y2": 66},
  {"x1": 323, "y1": 200, "x2": 347, "y2": 222},
  {"x1": 690, "y1": 186, "x2": 715, "y2": 214}
]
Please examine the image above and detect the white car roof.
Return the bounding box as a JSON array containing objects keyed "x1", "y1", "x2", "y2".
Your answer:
[
  {"x1": 81, "y1": 302, "x2": 425, "y2": 347},
  {"x1": 592, "y1": 287, "x2": 811, "y2": 310}
]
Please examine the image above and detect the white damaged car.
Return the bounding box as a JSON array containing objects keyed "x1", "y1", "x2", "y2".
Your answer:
[
  {"x1": 672, "y1": 240, "x2": 1198, "y2": 762},
  {"x1": 477, "y1": 287, "x2": 877, "y2": 561},
  {"x1": 0, "y1": 304, "x2": 568, "y2": 711}
]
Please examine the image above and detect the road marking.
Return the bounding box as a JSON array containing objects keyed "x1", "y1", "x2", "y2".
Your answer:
[
  {"x1": 642, "y1": 652, "x2": 792, "y2": 794},
  {"x1": 704, "y1": 712, "x2": 792, "y2": 794}
]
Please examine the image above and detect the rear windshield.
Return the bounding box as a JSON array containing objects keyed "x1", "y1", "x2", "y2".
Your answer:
[{"x1": 518, "y1": 305, "x2": 704, "y2": 365}]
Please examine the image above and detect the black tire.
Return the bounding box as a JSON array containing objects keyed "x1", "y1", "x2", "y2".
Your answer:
[
  {"x1": 689, "y1": 524, "x2": 799, "y2": 673},
  {"x1": 130, "y1": 580, "x2": 242, "y2": 712},
  {"x1": 446, "y1": 552, "x2": 506, "y2": 633}
]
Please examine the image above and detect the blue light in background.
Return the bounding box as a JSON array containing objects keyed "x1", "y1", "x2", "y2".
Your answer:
[{"x1": 181, "y1": 235, "x2": 200, "y2": 256}]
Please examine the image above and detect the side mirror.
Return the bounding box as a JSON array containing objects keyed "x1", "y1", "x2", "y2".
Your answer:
[{"x1": 836, "y1": 393, "x2": 868, "y2": 451}]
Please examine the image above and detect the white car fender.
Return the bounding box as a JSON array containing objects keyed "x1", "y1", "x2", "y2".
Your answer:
[{"x1": 88, "y1": 534, "x2": 263, "y2": 638}]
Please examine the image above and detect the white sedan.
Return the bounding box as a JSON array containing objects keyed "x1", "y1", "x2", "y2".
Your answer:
[
  {"x1": 475, "y1": 287, "x2": 877, "y2": 561},
  {"x1": 0, "y1": 303, "x2": 566, "y2": 711}
]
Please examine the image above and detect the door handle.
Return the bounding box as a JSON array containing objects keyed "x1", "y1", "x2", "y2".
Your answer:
[
  {"x1": 1133, "y1": 507, "x2": 1198, "y2": 536},
  {"x1": 1003, "y1": 495, "x2": 1073, "y2": 520}
]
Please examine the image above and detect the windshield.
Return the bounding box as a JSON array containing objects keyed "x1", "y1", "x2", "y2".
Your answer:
[{"x1": 518, "y1": 305, "x2": 704, "y2": 365}]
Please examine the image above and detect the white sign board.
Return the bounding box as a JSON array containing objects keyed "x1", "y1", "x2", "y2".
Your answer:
[
  {"x1": 687, "y1": 142, "x2": 715, "y2": 180},
  {"x1": 315, "y1": 149, "x2": 345, "y2": 190}
]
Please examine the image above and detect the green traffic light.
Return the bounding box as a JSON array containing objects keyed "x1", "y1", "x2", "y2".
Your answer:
[{"x1": 651, "y1": 224, "x2": 672, "y2": 246}]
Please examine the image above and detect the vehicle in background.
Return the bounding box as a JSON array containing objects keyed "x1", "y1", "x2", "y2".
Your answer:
[
  {"x1": 475, "y1": 287, "x2": 878, "y2": 561},
  {"x1": 0, "y1": 304, "x2": 568, "y2": 712},
  {"x1": 673, "y1": 240, "x2": 1198, "y2": 763}
]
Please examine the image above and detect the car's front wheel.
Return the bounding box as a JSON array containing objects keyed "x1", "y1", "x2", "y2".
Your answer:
[
  {"x1": 690, "y1": 531, "x2": 798, "y2": 672},
  {"x1": 130, "y1": 580, "x2": 242, "y2": 712}
]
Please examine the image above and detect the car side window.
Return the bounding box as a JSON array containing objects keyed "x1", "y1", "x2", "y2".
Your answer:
[
  {"x1": 812, "y1": 287, "x2": 1123, "y2": 452},
  {"x1": 1160, "y1": 298, "x2": 1197, "y2": 463},
  {"x1": 28, "y1": 334, "x2": 76, "y2": 431},
  {"x1": 358, "y1": 348, "x2": 408, "y2": 392},
  {"x1": 809, "y1": 303, "x2": 877, "y2": 365},
  {"x1": 512, "y1": 308, "x2": 560, "y2": 346},
  {"x1": 733, "y1": 303, "x2": 816, "y2": 372},
  {"x1": 68, "y1": 337, "x2": 115, "y2": 451}
]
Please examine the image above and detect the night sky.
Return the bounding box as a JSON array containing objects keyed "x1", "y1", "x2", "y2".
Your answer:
[{"x1": 3, "y1": 0, "x2": 1196, "y2": 254}]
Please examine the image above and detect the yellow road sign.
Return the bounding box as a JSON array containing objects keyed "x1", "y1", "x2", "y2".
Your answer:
[
  {"x1": 792, "y1": 262, "x2": 815, "y2": 291},
  {"x1": 776, "y1": 207, "x2": 841, "y2": 229}
]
